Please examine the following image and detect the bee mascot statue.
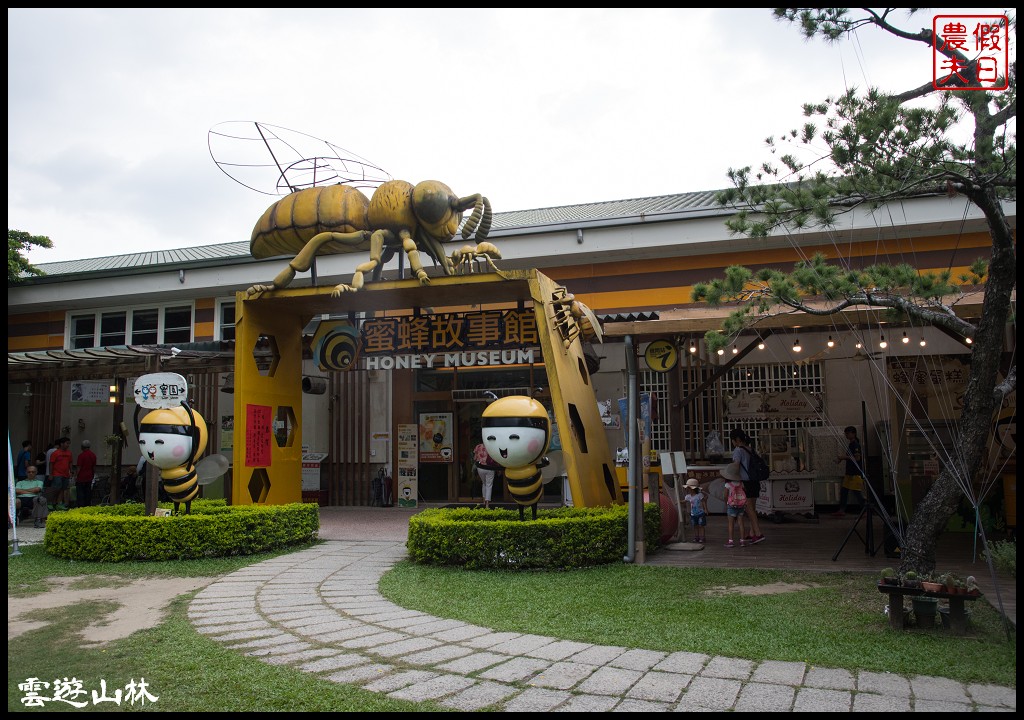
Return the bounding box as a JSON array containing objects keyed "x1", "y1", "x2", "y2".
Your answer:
[
  {"x1": 481, "y1": 395, "x2": 551, "y2": 521},
  {"x1": 136, "y1": 403, "x2": 208, "y2": 515}
]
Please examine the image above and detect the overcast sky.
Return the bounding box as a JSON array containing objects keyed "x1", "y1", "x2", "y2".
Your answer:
[{"x1": 8, "y1": 8, "x2": 1013, "y2": 264}]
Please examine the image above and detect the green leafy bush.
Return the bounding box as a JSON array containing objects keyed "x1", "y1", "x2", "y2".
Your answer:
[
  {"x1": 42, "y1": 500, "x2": 319, "y2": 562},
  {"x1": 985, "y1": 539, "x2": 1016, "y2": 577},
  {"x1": 406, "y1": 503, "x2": 660, "y2": 570}
]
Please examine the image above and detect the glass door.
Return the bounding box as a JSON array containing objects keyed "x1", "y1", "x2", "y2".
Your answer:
[{"x1": 456, "y1": 400, "x2": 488, "y2": 503}]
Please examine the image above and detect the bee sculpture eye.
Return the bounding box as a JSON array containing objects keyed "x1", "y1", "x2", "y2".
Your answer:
[{"x1": 412, "y1": 181, "x2": 453, "y2": 225}]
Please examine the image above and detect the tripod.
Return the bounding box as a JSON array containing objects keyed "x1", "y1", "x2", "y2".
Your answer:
[{"x1": 832, "y1": 478, "x2": 894, "y2": 561}]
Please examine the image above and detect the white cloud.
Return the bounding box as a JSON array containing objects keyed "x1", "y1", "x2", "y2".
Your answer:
[{"x1": 7, "y1": 8, "x2": 1014, "y2": 262}]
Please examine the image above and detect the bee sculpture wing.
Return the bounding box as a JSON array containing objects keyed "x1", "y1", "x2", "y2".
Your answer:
[
  {"x1": 195, "y1": 454, "x2": 230, "y2": 485},
  {"x1": 209, "y1": 120, "x2": 392, "y2": 196}
]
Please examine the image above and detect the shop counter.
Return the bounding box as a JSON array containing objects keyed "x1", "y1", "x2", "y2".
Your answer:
[{"x1": 755, "y1": 472, "x2": 816, "y2": 519}]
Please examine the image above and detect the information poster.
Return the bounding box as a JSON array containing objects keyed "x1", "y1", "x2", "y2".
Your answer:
[
  {"x1": 419, "y1": 412, "x2": 453, "y2": 463},
  {"x1": 396, "y1": 423, "x2": 419, "y2": 508},
  {"x1": 221, "y1": 415, "x2": 234, "y2": 452},
  {"x1": 246, "y1": 404, "x2": 272, "y2": 467},
  {"x1": 70, "y1": 381, "x2": 113, "y2": 406}
]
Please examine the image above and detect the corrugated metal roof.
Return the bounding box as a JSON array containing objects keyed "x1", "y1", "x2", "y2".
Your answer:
[
  {"x1": 7, "y1": 343, "x2": 237, "y2": 381},
  {"x1": 28, "y1": 190, "x2": 725, "y2": 278},
  {"x1": 31, "y1": 242, "x2": 252, "y2": 277},
  {"x1": 597, "y1": 311, "x2": 660, "y2": 323}
]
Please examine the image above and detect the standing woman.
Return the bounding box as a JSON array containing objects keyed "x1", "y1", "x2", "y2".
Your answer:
[
  {"x1": 473, "y1": 441, "x2": 499, "y2": 509},
  {"x1": 729, "y1": 428, "x2": 766, "y2": 545}
]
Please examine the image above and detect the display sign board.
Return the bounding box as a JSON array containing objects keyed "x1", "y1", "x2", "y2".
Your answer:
[
  {"x1": 301, "y1": 452, "x2": 328, "y2": 491},
  {"x1": 644, "y1": 339, "x2": 677, "y2": 372},
  {"x1": 133, "y1": 373, "x2": 188, "y2": 409},
  {"x1": 418, "y1": 412, "x2": 453, "y2": 463},
  {"x1": 396, "y1": 423, "x2": 419, "y2": 508}
]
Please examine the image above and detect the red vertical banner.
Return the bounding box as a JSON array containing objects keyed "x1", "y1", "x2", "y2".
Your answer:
[{"x1": 246, "y1": 404, "x2": 272, "y2": 467}]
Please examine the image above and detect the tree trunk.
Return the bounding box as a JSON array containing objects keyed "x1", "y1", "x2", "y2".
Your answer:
[{"x1": 898, "y1": 187, "x2": 1015, "y2": 575}]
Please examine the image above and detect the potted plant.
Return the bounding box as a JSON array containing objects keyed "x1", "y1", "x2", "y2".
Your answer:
[
  {"x1": 921, "y1": 573, "x2": 944, "y2": 593},
  {"x1": 965, "y1": 575, "x2": 982, "y2": 596},
  {"x1": 900, "y1": 570, "x2": 921, "y2": 589},
  {"x1": 943, "y1": 572, "x2": 965, "y2": 594},
  {"x1": 879, "y1": 567, "x2": 898, "y2": 586}
]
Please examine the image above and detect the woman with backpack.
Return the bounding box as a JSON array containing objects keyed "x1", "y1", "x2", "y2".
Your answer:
[{"x1": 729, "y1": 428, "x2": 766, "y2": 545}]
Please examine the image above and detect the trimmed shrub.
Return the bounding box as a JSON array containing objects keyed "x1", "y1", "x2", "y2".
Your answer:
[
  {"x1": 42, "y1": 500, "x2": 319, "y2": 562},
  {"x1": 407, "y1": 502, "x2": 661, "y2": 570}
]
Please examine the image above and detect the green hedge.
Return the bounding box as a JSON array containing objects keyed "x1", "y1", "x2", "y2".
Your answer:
[
  {"x1": 42, "y1": 500, "x2": 319, "y2": 562},
  {"x1": 406, "y1": 502, "x2": 661, "y2": 570}
]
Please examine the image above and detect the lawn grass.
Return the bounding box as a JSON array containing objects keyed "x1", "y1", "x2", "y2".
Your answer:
[{"x1": 379, "y1": 561, "x2": 1017, "y2": 687}]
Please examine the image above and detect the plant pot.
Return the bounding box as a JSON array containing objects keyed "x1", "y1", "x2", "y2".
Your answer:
[
  {"x1": 880, "y1": 577, "x2": 899, "y2": 586},
  {"x1": 911, "y1": 596, "x2": 939, "y2": 629},
  {"x1": 938, "y1": 606, "x2": 972, "y2": 630},
  {"x1": 921, "y1": 581, "x2": 943, "y2": 593}
]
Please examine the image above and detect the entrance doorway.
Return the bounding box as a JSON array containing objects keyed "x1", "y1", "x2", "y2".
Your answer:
[{"x1": 456, "y1": 400, "x2": 488, "y2": 503}]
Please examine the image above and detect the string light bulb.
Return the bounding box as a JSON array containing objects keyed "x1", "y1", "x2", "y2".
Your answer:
[
  {"x1": 965, "y1": 337, "x2": 973, "y2": 345},
  {"x1": 879, "y1": 333, "x2": 888, "y2": 349},
  {"x1": 793, "y1": 337, "x2": 802, "y2": 352},
  {"x1": 717, "y1": 347, "x2": 725, "y2": 356},
  {"x1": 757, "y1": 339, "x2": 765, "y2": 350},
  {"x1": 902, "y1": 331, "x2": 910, "y2": 344},
  {"x1": 732, "y1": 344, "x2": 738, "y2": 354},
  {"x1": 919, "y1": 336, "x2": 927, "y2": 347},
  {"x1": 827, "y1": 335, "x2": 835, "y2": 348},
  {"x1": 689, "y1": 339, "x2": 697, "y2": 353},
  {"x1": 855, "y1": 340, "x2": 863, "y2": 349}
]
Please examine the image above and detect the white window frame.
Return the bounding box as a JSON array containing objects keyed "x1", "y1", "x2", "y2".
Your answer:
[
  {"x1": 215, "y1": 298, "x2": 237, "y2": 342},
  {"x1": 66, "y1": 302, "x2": 195, "y2": 349}
]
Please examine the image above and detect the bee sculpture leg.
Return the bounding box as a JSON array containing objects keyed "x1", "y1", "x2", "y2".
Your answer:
[
  {"x1": 248, "y1": 230, "x2": 371, "y2": 297},
  {"x1": 401, "y1": 230, "x2": 432, "y2": 286},
  {"x1": 333, "y1": 229, "x2": 394, "y2": 294},
  {"x1": 517, "y1": 503, "x2": 538, "y2": 521},
  {"x1": 451, "y1": 242, "x2": 502, "y2": 274}
]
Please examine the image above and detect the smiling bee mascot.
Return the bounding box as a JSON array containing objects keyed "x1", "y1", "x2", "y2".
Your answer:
[
  {"x1": 137, "y1": 405, "x2": 208, "y2": 515},
  {"x1": 482, "y1": 395, "x2": 551, "y2": 520}
]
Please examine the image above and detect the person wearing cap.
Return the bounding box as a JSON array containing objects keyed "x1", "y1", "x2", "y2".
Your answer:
[
  {"x1": 720, "y1": 461, "x2": 748, "y2": 548},
  {"x1": 683, "y1": 477, "x2": 708, "y2": 544},
  {"x1": 75, "y1": 439, "x2": 98, "y2": 508}
]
